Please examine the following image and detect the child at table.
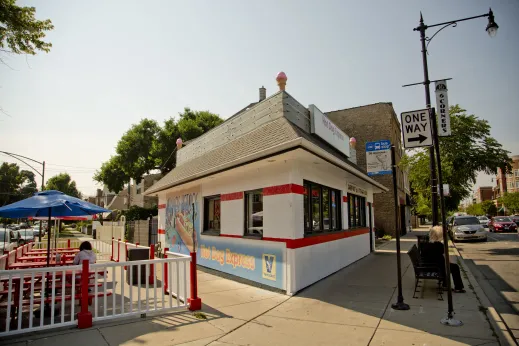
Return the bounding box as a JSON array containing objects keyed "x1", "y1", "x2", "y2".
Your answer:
[{"x1": 73, "y1": 241, "x2": 96, "y2": 265}]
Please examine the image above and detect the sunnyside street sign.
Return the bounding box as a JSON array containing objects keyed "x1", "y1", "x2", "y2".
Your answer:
[
  {"x1": 400, "y1": 109, "x2": 433, "y2": 149},
  {"x1": 435, "y1": 80, "x2": 451, "y2": 137}
]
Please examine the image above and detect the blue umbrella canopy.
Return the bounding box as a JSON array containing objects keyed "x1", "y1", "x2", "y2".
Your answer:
[{"x1": 0, "y1": 190, "x2": 110, "y2": 218}]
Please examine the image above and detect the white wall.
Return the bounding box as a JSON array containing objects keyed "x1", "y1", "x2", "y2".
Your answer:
[{"x1": 287, "y1": 233, "x2": 371, "y2": 294}]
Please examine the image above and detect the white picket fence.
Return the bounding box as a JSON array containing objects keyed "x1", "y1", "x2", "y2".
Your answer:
[{"x1": 0, "y1": 252, "x2": 191, "y2": 336}]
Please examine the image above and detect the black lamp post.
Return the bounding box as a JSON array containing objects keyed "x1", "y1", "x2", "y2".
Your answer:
[
  {"x1": 411, "y1": 8, "x2": 498, "y2": 327},
  {"x1": 0, "y1": 151, "x2": 46, "y2": 241}
]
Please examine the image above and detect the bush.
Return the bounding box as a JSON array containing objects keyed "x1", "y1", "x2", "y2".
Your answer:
[
  {"x1": 121, "y1": 205, "x2": 158, "y2": 221},
  {"x1": 382, "y1": 234, "x2": 392, "y2": 241},
  {"x1": 375, "y1": 227, "x2": 385, "y2": 239}
]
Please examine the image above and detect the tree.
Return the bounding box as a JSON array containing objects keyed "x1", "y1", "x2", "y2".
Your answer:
[
  {"x1": 403, "y1": 105, "x2": 511, "y2": 215},
  {"x1": 94, "y1": 108, "x2": 223, "y2": 193},
  {"x1": 501, "y1": 192, "x2": 519, "y2": 214},
  {"x1": 481, "y1": 200, "x2": 497, "y2": 216},
  {"x1": 0, "y1": 0, "x2": 54, "y2": 56},
  {"x1": 466, "y1": 203, "x2": 484, "y2": 216},
  {"x1": 45, "y1": 173, "x2": 82, "y2": 198},
  {"x1": 0, "y1": 162, "x2": 37, "y2": 206}
]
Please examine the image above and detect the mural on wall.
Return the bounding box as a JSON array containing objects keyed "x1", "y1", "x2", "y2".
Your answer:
[{"x1": 165, "y1": 191, "x2": 200, "y2": 254}]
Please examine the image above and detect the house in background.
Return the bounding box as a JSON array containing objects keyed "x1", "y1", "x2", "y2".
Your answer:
[{"x1": 327, "y1": 103, "x2": 411, "y2": 236}]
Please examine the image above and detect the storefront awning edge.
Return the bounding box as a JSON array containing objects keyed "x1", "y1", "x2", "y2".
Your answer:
[{"x1": 300, "y1": 138, "x2": 388, "y2": 193}]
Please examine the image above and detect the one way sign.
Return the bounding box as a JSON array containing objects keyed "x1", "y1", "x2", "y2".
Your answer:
[{"x1": 401, "y1": 109, "x2": 433, "y2": 149}]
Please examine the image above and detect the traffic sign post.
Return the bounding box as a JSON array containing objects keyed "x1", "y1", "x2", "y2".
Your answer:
[
  {"x1": 366, "y1": 140, "x2": 392, "y2": 176},
  {"x1": 401, "y1": 109, "x2": 433, "y2": 149}
]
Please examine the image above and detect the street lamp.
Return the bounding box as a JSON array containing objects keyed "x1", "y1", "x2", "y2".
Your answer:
[
  {"x1": 0, "y1": 151, "x2": 45, "y2": 241},
  {"x1": 410, "y1": 8, "x2": 499, "y2": 327}
]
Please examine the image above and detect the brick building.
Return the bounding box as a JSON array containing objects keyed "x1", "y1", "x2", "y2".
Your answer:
[
  {"x1": 494, "y1": 155, "x2": 519, "y2": 214},
  {"x1": 327, "y1": 103, "x2": 411, "y2": 236},
  {"x1": 473, "y1": 186, "x2": 493, "y2": 204}
]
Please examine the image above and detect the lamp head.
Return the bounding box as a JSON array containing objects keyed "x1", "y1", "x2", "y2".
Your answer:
[{"x1": 486, "y1": 8, "x2": 499, "y2": 38}]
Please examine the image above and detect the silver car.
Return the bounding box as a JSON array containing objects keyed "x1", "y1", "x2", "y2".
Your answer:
[{"x1": 449, "y1": 216, "x2": 487, "y2": 242}]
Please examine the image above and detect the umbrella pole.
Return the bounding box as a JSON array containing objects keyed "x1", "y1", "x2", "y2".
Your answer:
[{"x1": 46, "y1": 208, "x2": 52, "y2": 267}]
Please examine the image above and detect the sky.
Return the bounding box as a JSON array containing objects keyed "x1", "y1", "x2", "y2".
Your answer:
[{"x1": 1, "y1": 0, "x2": 518, "y2": 198}]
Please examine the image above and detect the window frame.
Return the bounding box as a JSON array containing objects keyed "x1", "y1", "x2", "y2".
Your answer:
[
  {"x1": 202, "y1": 195, "x2": 221, "y2": 236},
  {"x1": 244, "y1": 189, "x2": 263, "y2": 239},
  {"x1": 348, "y1": 193, "x2": 367, "y2": 229},
  {"x1": 303, "y1": 180, "x2": 342, "y2": 236}
]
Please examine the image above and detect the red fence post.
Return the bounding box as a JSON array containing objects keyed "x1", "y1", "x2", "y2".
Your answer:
[
  {"x1": 67, "y1": 239, "x2": 71, "y2": 248},
  {"x1": 14, "y1": 247, "x2": 18, "y2": 262},
  {"x1": 164, "y1": 248, "x2": 169, "y2": 294},
  {"x1": 149, "y1": 244, "x2": 155, "y2": 285},
  {"x1": 78, "y1": 259, "x2": 92, "y2": 329},
  {"x1": 188, "y1": 252, "x2": 202, "y2": 311},
  {"x1": 117, "y1": 238, "x2": 121, "y2": 262},
  {"x1": 110, "y1": 237, "x2": 114, "y2": 261}
]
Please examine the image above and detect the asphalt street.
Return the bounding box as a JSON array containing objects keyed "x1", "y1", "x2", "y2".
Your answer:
[{"x1": 455, "y1": 230, "x2": 519, "y2": 344}]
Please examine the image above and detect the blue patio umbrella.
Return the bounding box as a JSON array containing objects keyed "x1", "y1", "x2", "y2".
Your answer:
[{"x1": 0, "y1": 190, "x2": 110, "y2": 266}]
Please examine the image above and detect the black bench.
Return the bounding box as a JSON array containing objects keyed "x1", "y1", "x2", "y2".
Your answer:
[{"x1": 408, "y1": 244, "x2": 445, "y2": 300}]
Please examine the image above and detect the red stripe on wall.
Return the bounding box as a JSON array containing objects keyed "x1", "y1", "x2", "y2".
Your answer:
[
  {"x1": 263, "y1": 184, "x2": 305, "y2": 196},
  {"x1": 219, "y1": 229, "x2": 369, "y2": 249},
  {"x1": 158, "y1": 229, "x2": 165, "y2": 234},
  {"x1": 343, "y1": 196, "x2": 348, "y2": 203},
  {"x1": 221, "y1": 192, "x2": 244, "y2": 201},
  {"x1": 158, "y1": 204, "x2": 166, "y2": 209}
]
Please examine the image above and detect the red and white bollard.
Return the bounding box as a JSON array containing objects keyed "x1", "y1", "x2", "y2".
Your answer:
[
  {"x1": 117, "y1": 238, "x2": 121, "y2": 262},
  {"x1": 67, "y1": 239, "x2": 71, "y2": 248},
  {"x1": 77, "y1": 259, "x2": 92, "y2": 329},
  {"x1": 188, "y1": 252, "x2": 202, "y2": 311}
]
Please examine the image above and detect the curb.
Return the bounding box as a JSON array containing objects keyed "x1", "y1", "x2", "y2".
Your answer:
[{"x1": 450, "y1": 243, "x2": 515, "y2": 346}]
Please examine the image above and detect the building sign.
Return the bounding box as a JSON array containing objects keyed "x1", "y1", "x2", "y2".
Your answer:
[
  {"x1": 401, "y1": 109, "x2": 433, "y2": 149},
  {"x1": 262, "y1": 254, "x2": 277, "y2": 281},
  {"x1": 309, "y1": 104, "x2": 350, "y2": 158},
  {"x1": 347, "y1": 183, "x2": 367, "y2": 197},
  {"x1": 366, "y1": 140, "x2": 392, "y2": 176},
  {"x1": 435, "y1": 80, "x2": 451, "y2": 137}
]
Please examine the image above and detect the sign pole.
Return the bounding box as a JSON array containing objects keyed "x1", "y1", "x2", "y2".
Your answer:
[
  {"x1": 431, "y1": 108, "x2": 462, "y2": 326},
  {"x1": 391, "y1": 145, "x2": 410, "y2": 311}
]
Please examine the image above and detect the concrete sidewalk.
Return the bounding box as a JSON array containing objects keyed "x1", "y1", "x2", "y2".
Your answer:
[{"x1": 4, "y1": 229, "x2": 505, "y2": 346}]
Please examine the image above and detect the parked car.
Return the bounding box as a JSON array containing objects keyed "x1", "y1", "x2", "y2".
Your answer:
[
  {"x1": 16, "y1": 229, "x2": 35, "y2": 244},
  {"x1": 510, "y1": 215, "x2": 519, "y2": 227},
  {"x1": 0, "y1": 229, "x2": 20, "y2": 253},
  {"x1": 32, "y1": 226, "x2": 45, "y2": 237},
  {"x1": 477, "y1": 216, "x2": 490, "y2": 228},
  {"x1": 489, "y1": 217, "x2": 518, "y2": 233},
  {"x1": 448, "y1": 216, "x2": 487, "y2": 242}
]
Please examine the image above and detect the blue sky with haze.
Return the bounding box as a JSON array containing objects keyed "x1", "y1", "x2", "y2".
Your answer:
[{"x1": 1, "y1": 0, "x2": 518, "y2": 196}]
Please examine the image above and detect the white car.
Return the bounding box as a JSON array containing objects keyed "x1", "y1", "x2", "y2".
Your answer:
[
  {"x1": 0, "y1": 229, "x2": 20, "y2": 253},
  {"x1": 449, "y1": 216, "x2": 487, "y2": 242},
  {"x1": 477, "y1": 216, "x2": 490, "y2": 228}
]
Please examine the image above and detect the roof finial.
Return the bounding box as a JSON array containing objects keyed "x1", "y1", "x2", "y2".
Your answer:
[
  {"x1": 420, "y1": 11, "x2": 424, "y2": 23},
  {"x1": 276, "y1": 71, "x2": 287, "y2": 91}
]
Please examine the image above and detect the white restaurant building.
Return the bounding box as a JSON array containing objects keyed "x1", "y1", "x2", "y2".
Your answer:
[{"x1": 145, "y1": 76, "x2": 388, "y2": 295}]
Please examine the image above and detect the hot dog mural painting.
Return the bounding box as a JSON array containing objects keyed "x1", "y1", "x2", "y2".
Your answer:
[{"x1": 165, "y1": 191, "x2": 200, "y2": 254}]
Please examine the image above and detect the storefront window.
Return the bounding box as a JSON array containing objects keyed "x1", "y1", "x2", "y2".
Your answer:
[
  {"x1": 304, "y1": 180, "x2": 341, "y2": 235},
  {"x1": 203, "y1": 196, "x2": 221, "y2": 234},
  {"x1": 245, "y1": 190, "x2": 263, "y2": 237},
  {"x1": 348, "y1": 194, "x2": 367, "y2": 228}
]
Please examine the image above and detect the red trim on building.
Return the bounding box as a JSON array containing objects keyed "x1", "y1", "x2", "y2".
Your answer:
[
  {"x1": 220, "y1": 229, "x2": 369, "y2": 249},
  {"x1": 158, "y1": 229, "x2": 165, "y2": 234},
  {"x1": 343, "y1": 196, "x2": 348, "y2": 203},
  {"x1": 221, "y1": 192, "x2": 244, "y2": 201},
  {"x1": 263, "y1": 183, "x2": 305, "y2": 196},
  {"x1": 158, "y1": 204, "x2": 166, "y2": 209}
]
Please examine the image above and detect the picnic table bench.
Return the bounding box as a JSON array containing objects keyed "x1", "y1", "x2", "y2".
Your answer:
[{"x1": 7, "y1": 260, "x2": 75, "y2": 269}]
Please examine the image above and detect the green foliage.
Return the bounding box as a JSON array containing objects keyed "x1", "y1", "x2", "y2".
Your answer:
[
  {"x1": 501, "y1": 192, "x2": 519, "y2": 214},
  {"x1": 403, "y1": 105, "x2": 511, "y2": 215},
  {"x1": 121, "y1": 205, "x2": 157, "y2": 221},
  {"x1": 466, "y1": 203, "x2": 484, "y2": 216},
  {"x1": 45, "y1": 173, "x2": 82, "y2": 198},
  {"x1": 382, "y1": 234, "x2": 392, "y2": 241},
  {"x1": 0, "y1": 0, "x2": 54, "y2": 55},
  {"x1": 94, "y1": 108, "x2": 223, "y2": 193},
  {"x1": 481, "y1": 200, "x2": 497, "y2": 216},
  {"x1": 0, "y1": 162, "x2": 37, "y2": 206}
]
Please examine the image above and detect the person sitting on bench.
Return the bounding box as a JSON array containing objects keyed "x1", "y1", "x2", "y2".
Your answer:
[
  {"x1": 73, "y1": 241, "x2": 96, "y2": 265},
  {"x1": 421, "y1": 226, "x2": 465, "y2": 293}
]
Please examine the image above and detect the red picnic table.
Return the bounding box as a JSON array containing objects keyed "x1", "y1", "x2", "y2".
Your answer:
[
  {"x1": 17, "y1": 255, "x2": 75, "y2": 263},
  {"x1": 8, "y1": 260, "x2": 75, "y2": 269},
  {"x1": 27, "y1": 248, "x2": 79, "y2": 254}
]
